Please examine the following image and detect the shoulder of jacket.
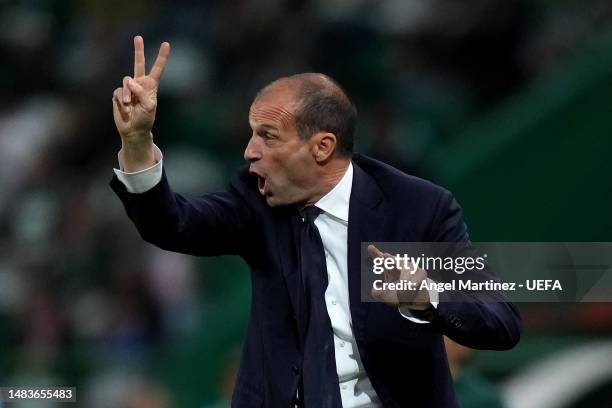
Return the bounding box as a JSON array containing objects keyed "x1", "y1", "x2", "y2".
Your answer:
[{"x1": 352, "y1": 153, "x2": 451, "y2": 200}]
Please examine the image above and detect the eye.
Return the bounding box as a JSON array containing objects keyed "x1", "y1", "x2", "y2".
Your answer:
[{"x1": 260, "y1": 131, "x2": 276, "y2": 140}]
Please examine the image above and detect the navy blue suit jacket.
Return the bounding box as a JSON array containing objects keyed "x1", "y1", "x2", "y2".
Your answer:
[{"x1": 110, "y1": 154, "x2": 521, "y2": 407}]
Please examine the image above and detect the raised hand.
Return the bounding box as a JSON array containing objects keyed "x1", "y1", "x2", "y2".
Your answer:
[
  {"x1": 368, "y1": 244, "x2": 431, "y2": 310},
  {"x1": 112, "y1": 36, "x2": 170, "y2": 171}
]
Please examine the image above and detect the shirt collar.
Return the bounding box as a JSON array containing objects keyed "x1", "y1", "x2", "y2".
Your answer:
[{"x1": 314, "y1": 162, "x2": 353, "y2": 222}]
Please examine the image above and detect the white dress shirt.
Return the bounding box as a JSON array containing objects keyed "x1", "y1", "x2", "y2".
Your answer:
[{"x1": 114, "y1": 148, "x2": 438, "y2": 407}]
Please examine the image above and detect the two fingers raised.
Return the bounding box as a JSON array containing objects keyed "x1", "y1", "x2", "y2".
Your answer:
[
  {"x1": 113, "y1": 36, "x2": 171, "y2": 114},
  {"x1": 133, "y1": 35, "x2": 170, "y2": 82}
]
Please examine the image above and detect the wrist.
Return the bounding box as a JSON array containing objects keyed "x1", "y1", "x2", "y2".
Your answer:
[
  {"x1": 121, "y1": 130, "x2": 153, "y2": 146},
  {"x1": 401, "y1": 301, "x2": 431, "y2": 311},
  {"x1": 397, "y1": 285, "x2": 430, "y2": 310},
  {"x1": 119, "y1": 133, "x2": 156, "y2": 172},
  {"x1": 404, "y1": 303, "x2": 438, "y2": 322}
]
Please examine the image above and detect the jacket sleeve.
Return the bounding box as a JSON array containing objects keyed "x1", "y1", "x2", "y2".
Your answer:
[
  {"x1": 110, "y1": 168, "x2": 256, "y2": 257},
  {"x1": 428, "y1": 189, "x2": 522, "y2": 350}
]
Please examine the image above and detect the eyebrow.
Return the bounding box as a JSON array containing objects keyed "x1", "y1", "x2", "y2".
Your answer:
[{"x1": 250, "y1": 122, "x2": 279, "y2": 132}]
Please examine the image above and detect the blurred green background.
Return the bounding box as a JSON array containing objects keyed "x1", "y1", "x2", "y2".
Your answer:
[{"x1": 0, "y1": 0, "x2": 611, "y2": 407}]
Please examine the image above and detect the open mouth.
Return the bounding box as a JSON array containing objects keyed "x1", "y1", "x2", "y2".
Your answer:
[
  {"x1": 250, "y1": 167, "x2": 271, "y2": 196},
  {"x1": 256, "y1": 175, "x2": 270, "y2": 196}
]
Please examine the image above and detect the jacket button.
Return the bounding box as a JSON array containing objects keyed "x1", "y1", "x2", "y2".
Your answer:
[{"x1": 292, "y1": 365, "x2": 300, "y2": 375}]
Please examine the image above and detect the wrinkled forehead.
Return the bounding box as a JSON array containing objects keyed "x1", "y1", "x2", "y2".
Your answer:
[{"x1": 249, "y1": 86, "x2": 299, "y2": 131}]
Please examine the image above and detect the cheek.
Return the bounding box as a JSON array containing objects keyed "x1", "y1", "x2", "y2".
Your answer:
[
  {"x1": 266, "y1": 143, "x2": 312, "y2": 188},
  {"x1": 282, "y1": 150, "x2": 312, "y2": 185},
  {"x1": 269, "y1": 159, "x2": 295, "y2": 186}
]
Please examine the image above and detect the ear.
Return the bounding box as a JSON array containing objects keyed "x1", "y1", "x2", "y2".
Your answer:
[{"x1": 311, "y1": 132, "x2": 337, "y2": 163}]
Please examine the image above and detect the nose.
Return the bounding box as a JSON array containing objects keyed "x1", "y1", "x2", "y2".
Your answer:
[{"x1": 244, "y1": 135, "x2": 261, "y2": 162}]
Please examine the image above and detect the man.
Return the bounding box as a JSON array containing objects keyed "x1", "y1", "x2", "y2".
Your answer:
[{"x1": 111, "y1": 36, "x2": 520, "y2": 407}]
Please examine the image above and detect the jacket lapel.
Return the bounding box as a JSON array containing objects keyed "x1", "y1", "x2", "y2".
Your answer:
[
  {"x1": 275, "y1": 208, "x2": 304, "y2": 331},
  {"x1": 347, "y1": 158, "x2": 387, "y2": 335}
]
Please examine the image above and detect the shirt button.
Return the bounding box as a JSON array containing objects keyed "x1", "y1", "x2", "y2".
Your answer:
[
  {"x1": 331, "y1": 299, "x2": 337, "y2": 305},
  {"x1": 339, "y1": 341, "x2": 345, "y2": 347},
  {"x1": 341, "y1": 384, "x2": 348, "y2": 390}
]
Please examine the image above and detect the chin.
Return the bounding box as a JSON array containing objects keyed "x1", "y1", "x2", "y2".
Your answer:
[
  {"x1": 265, "y1": 195, "x2": 281, "y2": 207},
  {"x1": 265, "y1": 194, "x2": 295, "y2": 208}
]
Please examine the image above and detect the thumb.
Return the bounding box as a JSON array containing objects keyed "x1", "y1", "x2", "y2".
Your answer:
[{"x1": 127, "y1": 78, "x2": 155, "y2": 111}]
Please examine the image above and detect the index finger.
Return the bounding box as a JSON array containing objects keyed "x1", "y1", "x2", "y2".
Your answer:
[
  {"x1": 149, "y1": 41, "x2": 171, "y2": 82},
  {"x1": 368, "y1": 244, "x2": 390, "y2": 259},
  {"x1": 134, "y1": 35, "x2": 146, "y2": 78},
  {"x1": 368, "y1": 244, "x2": 382, "y2": 258}
]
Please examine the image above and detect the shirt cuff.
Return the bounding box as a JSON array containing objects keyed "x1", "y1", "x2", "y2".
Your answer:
[
  {"x1": 113, "y1": 144, "x2": 163, "y2": 193},
  {"x1": 398, "y1": 278, "x2": 439, "y2": 324}
]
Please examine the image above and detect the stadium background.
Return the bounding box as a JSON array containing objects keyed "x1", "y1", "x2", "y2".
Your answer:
[{"x1": 1, "y1": 0, "x2": 611, "y2": 406}]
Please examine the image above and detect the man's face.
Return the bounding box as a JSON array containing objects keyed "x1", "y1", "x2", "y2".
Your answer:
[{"x1": 244, "y1": 88, "x2": 316, "y2": 207}]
